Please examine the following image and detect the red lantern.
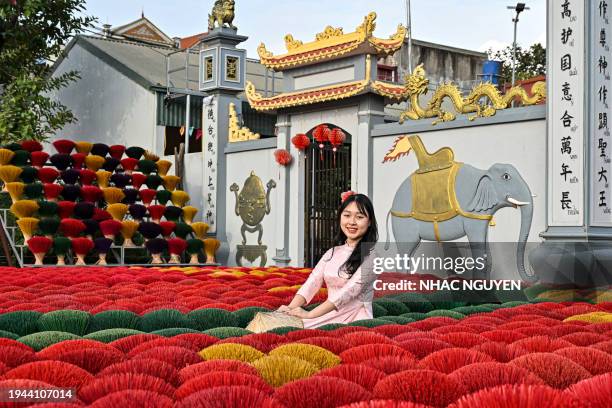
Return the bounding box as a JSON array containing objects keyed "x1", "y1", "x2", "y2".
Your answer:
[
  {"x1": 328, "y1": 128, "x2": 346, "y2": 166},
  {"x1": 274, "y1": 149, "x2": 292, "y2": 166},
  {"x1": 291, "y1": 133, "x2": 310, "y2": 152},
  {"x1": 313, "y1": 125, "x2": 331, "y2": 161}
]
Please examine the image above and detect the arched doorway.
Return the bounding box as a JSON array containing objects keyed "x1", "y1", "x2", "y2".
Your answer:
[{"x1": 304, "y1": 124, "x2": 352, "y2": 267}]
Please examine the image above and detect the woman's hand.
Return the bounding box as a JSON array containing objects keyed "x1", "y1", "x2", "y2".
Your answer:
[
  {"x1": 276, "y1": 305, "x2": 292, "y2": 313},
  {"x1": 286, "y1": 307, "x2": 311, "y2": 319}
]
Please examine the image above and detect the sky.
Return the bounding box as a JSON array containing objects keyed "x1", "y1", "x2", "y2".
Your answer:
[{"x1": 83, "y1": 0, "x2": 547, "y2": 58}]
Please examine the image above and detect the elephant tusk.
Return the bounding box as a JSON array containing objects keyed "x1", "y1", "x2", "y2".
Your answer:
[{"x1": 507, "y1": 197, "x2": 530, "y2": 206}]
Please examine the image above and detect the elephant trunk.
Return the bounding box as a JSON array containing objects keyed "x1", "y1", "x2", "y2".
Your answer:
[{"x1": 516, "y1": 200, "x2": 536, "y2": 282}]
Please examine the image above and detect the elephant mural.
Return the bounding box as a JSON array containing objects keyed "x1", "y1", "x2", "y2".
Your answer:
[{"x1": 384, "y1": 135, "x2": 536, "y2": 281}]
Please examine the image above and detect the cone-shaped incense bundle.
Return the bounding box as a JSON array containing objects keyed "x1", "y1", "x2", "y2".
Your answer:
[
  {"x1": 121, "y1": 220, "x2": 139, "y2": 247},
  {"x1": 61, "y1": 168, "x2": 80, "y2": 184},
  {"x1": 0, "y1": 165, "x2": 23, "y2": 186},
  {"x1": 182, "y1": 206, "x2": 198, "y2": 224},
  {"x1": 106, "y1": 203, "x2": 128, "y2": 221},
  {"x1": 27, "y1": 236, "x2": 52, "y2": 265},
  {"x1": 122, "y1": 188, "x2": 139, "y2": 205},
  {"x1": 71, "y1": 153, "x2": 86, "y2": 169},
  {"x1": 167, "y1": 238, "x2": 187, "y2": 264},
  {"x1": 191, "y1": 222, "x2": 209, "y2": 239},
  {"x1": 138, "y1": 221, "x2": 162, "y2": 240},
  {"x1": 139, "y1": 188, "x2": 157, "y2": 206},
  {"x1": 111, "y1": 173, "x2": 131, "y2": 189},
  {"x1": 120, "y1": 157, "x2": 138, "y2": 174},
  {"x1": 4, "y1": 142, "x2": 21, "y2": 151},
  {"x1": 143, "y1": 150, "x2": 159, "y2": 162},
  {"x1": 38, "y1": 167, "x2": 59, "y2": 184},
  {"x1": 145, "y1": 174, "x2": 163, "y2": 190},
  {"x1": 94, "y1": 237, "x2": 113, "y2": 265},
  {"x1": 83, "y1": 219, "x2": 100, "y2": 237},
  {"x1": 156, "y1": 189, "x2": 172, "y2": 205},
  {"x1": 61, "y1": 184, "x2": 81, "y2": 202},
  {"x1": 10, "y1": 200, "x2": 39, "y2": 219},
  {"x1": 81, "y1": 185, "x2": 103, "y2": 203},
  {"x1": 91, "y1": 143, "x2": 110, "y2": 157},
  {"x1": 147, "y1": 205, "x2": 166, "y2": 223},
  {"x1": 74, "y1": 202, "x2": 95, "y2": 220},
  {"x1": 30, "y1": 151, "x2": 49, "y2": 168},
  {"x1": 186, "y1": 238, "x2": 203, "y2": 264},
  {"x1": 38, "y1": 201, "x2": 59, "y2": 218},
  {"x1": 40, "y1": 217, "x2": 60, "y2": 237},
  {"x1": 52, "y1": 236, "x2": 71, "y2": 265},
  {"x1": 145, "y1": 238, "x2": 167, "y2": 264},
  {"x1": 85, "y1": 155, "x2": 105, "y2": 171},
  {"x1": 11, "y1": 150, "x2": 30, "y2": 166},
  {"x1": 137, "y1": 159, "x2": 157, "y2": 175},
  {"x1": 128, "y1": 204, "x2": 147, "y2": 221},
  {"x1": 131, "y1": 173, "x2": 147, "y2": 189},
  {"x1": 126, "y1": 146, "x2": 145, "y2": 160},
  {"x1": 164, "y1": 206, "x2": 183, "y2": 222},
  {"x1": 170, "y1": 190, "x2": 190, "y2": 207},
  {"x1": 109, "y1": 145, "x2": 125, "y2": 160},
  {"x1": 100, "y1": 219, "x2": 122, "y2": 239},
  {"x1": 5, "y1": 182, "x2": 24, "y2": 203},
  {"x1": 174, "y1": 222, "x2": 193, "y2": 239},
  {"x1": 96, "y1": 170, "x2": 112, "y2": 188},
  {"x1": 24, "y1": 183, "x2": 43, "y2": 200},
  {"x1": 103, "y1": 187, "x2": 125, "y2": 204},
  {"x1": 79, "y1": 169, "x2": 96, "y2": 185},
  {"x1": 103, "y1": 157, "x2": 121, "y2": 172},
  {"x1": 93, "y1": 208, "x2": 112, "y2": 222},
  {"x1": 20, "y1": 166, "x2": 38, "y2": 183},
  {"x1": 57, "y1": 201, "x2": 76, "y2": 219},
  {"x1": 74, "y1": 141, "x2": 93, "y2": 154},
  {"x1": 159, "y1": 221, "x2": 176, "y2": 238},
  {"x1": 43, "y1": 183, "x2": 63, "y2": 201},
  {"x1": 0, "y1": 149, "x2": 15, "y2": 165},
  {"x1": 71, "y1": 237, "x2": 94, "y2": 265},
  {"x1": 203, "y1": 238, "x2": 221, "y2": 264},
  {"x1": 49, "y1": 154, "x2": 72, "y2": 171},
  {"x1": 59, "y1": 218, "x2": 86, "y2": 238},
  {"x1": 156, "y1": 160, "x2": 172, "y2": 176},
  {"x1": 17, "y1": 217, "x2": 39, "y2": 241},
  {"x1": 53, "y1": 139, "x2": 75, "y2": 155},
  {"x1": 162, "y1": 175, "x2": 180, "y2": 191},
  {"x1": 20, "y1": 140, "x2": 43, "y2": 152}
]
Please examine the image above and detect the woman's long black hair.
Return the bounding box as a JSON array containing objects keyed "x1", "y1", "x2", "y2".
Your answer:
[{"x1": 326, "y1": 193, "x2": 378, "y2": 277}]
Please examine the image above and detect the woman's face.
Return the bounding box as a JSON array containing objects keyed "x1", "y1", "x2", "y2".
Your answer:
[{"x1": 340, "y1": 201, "x2": 370, "y2": 244}]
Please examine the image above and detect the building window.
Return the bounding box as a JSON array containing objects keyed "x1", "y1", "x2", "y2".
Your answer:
[{"x1": 377, "y1": 64, "x2": 398, "y2": 82}]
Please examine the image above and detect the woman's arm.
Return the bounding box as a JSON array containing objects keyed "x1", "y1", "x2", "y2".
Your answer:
[
  {"x1": 287, "y1": 300, "x2": 337, "y2": 319},
  {"x1": 277, "y1": 249, "x2": 331, "y2": 311}
]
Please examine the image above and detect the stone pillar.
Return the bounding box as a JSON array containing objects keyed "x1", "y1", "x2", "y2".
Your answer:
[
  {"x1": 356, "y1": 96, "x2": 386, "y2": 197},
  {"x1": 273, "y1": 114, "x2": 293, "y2": 266},
  {"x1": 198, "y1": 27, "x2": 248, "y2": 265},
  {"x1": 533, "y1": 0, "x2": 612, "y2": 285}
]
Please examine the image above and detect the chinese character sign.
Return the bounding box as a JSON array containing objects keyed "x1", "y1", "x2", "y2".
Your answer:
[
  {"x1": 591, "y1": 0, "x2": 612, "y2": 225},
  {"x1": 202, "y1": 97, "x2": 218, "y2": 233},
  {"x1": 549, "y1": 0, "x2": 585, "y2": 226}
]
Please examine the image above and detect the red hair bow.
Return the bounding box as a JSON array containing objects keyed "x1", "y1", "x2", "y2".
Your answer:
[{"x1": 341, "y1": 191, "x2": 356, "y2": 202}]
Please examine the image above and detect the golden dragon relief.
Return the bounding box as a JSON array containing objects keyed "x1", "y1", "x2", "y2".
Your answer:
[{"x1": 400, "y1": 64, "x2": 546, "y2": 125}]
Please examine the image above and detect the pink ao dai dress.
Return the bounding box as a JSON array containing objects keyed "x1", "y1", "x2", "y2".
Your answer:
[{"x1": 296, "y1": 244, "x2": 374, "y2": 329}]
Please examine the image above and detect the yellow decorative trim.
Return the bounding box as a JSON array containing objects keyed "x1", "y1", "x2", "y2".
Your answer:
[
  {"x1": 371, "y1": 81, "x2": 409, "y2": 100},
  {"x1": 399, "y1": 64, "x2": 547, "y2": 125},
  {"x1": 257, "y1": 12, "x2": 405, "y2": 70},
  {"x1": 228, "y1": 103, "x2": 260, "y2": 142}
]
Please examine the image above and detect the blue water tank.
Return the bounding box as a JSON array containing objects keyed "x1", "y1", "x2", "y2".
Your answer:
[{"x1": 481, "y1": 60, "x2": 502, "y2": 85}]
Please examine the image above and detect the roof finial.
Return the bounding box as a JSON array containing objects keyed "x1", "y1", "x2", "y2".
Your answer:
[{"x1": 141, "y1": 7, "x2": 145, "y2": 18}]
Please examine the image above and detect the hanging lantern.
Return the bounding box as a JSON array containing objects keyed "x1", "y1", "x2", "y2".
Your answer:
[
  {"x1": 313, "y1": 124, "x2": 330, "y2": 161},
  {"x1": 274, "y1": 149, "x2": 292, "y2": 166},
  {"x1": 328, "y1": 128, "x2": 346, "y2": 166},
  {"x1": 291, "y1": 133, "x2": 310, "y2": 153}
]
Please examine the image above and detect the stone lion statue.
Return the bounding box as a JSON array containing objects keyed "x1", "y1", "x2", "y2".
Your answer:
[{"x1": 208, "y1": 0, "x2": 236, "y2": 31}]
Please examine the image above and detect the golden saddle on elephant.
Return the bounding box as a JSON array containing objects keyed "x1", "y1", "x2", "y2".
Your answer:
[{"x1": 384, "y1": 135, "x2": 491, "y2": 224}]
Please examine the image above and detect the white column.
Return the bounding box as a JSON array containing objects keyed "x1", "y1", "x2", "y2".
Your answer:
[{"x1": 273, "y1": 116, "x2": 292, "y2": 265}]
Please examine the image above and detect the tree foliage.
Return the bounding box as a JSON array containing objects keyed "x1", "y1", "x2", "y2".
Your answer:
[
  {"x1": 487, "y1": 43, "x2": 546, "y2": 85},
  {"x1": 0, "y1": 0, "x2": 95, "y2": 143}
]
